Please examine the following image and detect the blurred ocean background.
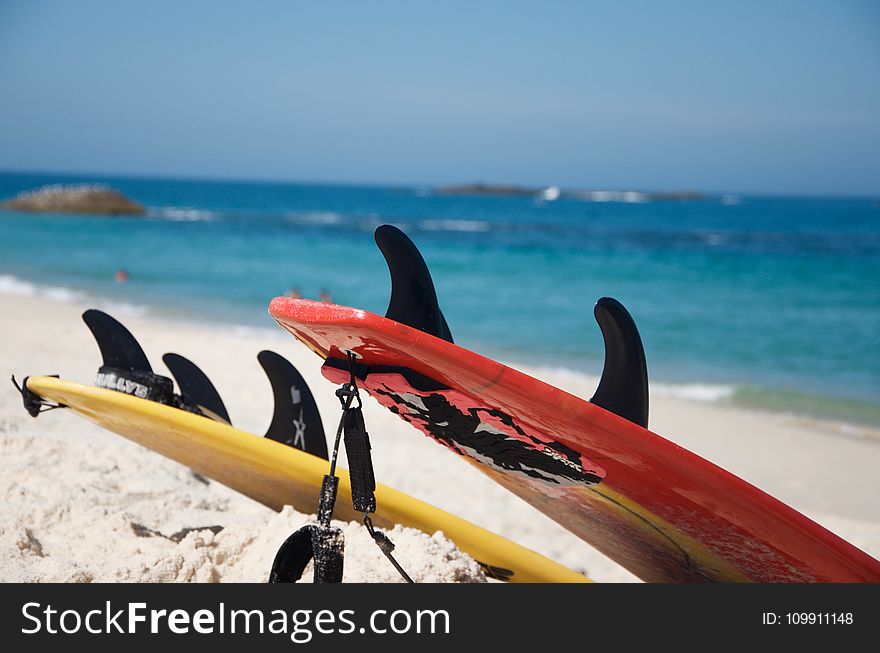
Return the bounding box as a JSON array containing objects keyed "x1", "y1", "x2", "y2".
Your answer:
[{"x1": 1, "y1": 171, "x2": 878, "y2": 426}]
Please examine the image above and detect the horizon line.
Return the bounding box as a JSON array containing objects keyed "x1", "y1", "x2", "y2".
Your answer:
[{"x1": 1, "y1": 166, "x2": 878, "y2": 202}]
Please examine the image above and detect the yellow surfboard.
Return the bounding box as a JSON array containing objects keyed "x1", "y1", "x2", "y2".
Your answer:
[{"x1": 26, "y1": 375, "x2": 589, "y2": 583}]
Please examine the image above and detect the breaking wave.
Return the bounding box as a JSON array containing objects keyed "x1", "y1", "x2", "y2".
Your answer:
[
  {"x1": 150, "y1": 207, "x2": 217, "y2": 222},
  {"x1": 0, "y1": 274, "x2": 149, "y2": 317}
]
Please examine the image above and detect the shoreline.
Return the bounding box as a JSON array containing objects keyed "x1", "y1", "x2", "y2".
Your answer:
[
  {"x1": 2, "y1": 290, "x2": 879, "y2": 582},
  {"x1": 3, "y1": 270, "x2": 879, "y2": 431}
]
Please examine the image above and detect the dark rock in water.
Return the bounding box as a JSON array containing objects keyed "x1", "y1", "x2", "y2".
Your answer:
[
  {"x1": 646, "y1": 190, "x2": 704, "y2": 201},
  {"x1": 1, "y1": 184, "x2": 146, "y2": 215},
  {"x1": 436, "y1": 182, "x2": 706, "y2": 202},
  {"x1": 435, "y1": 182, "x2": 542, "y2": 197}
]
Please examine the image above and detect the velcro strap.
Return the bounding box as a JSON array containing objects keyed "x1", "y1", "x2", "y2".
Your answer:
[{"x1": 268, "y1": 524, "x2": 344, "y2": 583}]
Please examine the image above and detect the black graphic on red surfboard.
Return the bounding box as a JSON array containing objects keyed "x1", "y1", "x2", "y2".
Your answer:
[{"x1": 323, "y1": 360, "x2": 604, "y2": 486}]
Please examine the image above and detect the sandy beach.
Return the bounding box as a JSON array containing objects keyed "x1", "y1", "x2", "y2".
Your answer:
[{"x1": 2, "y1": 291, "x2": 879, "y2": 583}]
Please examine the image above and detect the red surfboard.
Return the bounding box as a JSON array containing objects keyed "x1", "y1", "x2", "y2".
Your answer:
[{"x1": 269, "y1": 226, "x2": 880, "y2": 583}]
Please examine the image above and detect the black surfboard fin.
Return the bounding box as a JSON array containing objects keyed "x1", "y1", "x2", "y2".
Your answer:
[
  {"x1": 258, "y1": 350, "x2": 329, "y2": 460},
  {"x1": 589, "y1": 297, "x2": 649, "y2": 429},
  {"x1": 82, "y1": 309, "x2": 153, "y2": 373},
  {"x1": 162, "y1": 353, "x2": 231, "y2": 425},
  {"x1": 375, "y1": 224, "x2": 453, "y2": 343}
]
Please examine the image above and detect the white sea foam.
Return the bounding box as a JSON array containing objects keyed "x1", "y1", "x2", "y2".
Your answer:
[
  {"x1": 151, "y1": 207, "x2": 217, "y2": 222},
  {"x1": 572, "y1": 190, "x2": 650, "y2": 203},
  {"x1": 513, "y1": 362, "x2": 736, "y2": 404},
  {"x1": 90, "y1": 299, "x2": 150, "y2": 318},
  {"x1": 538, "y1": 186, "x2": 561, "y2": 202},
  {"x1": 622, "y1": 191, "x2": 648, "y2": 203},
  {"x1": 419, "y1": 219, "x2": 491, "y2": 233},
  {"x1": 651, "y1": 382, "x2": 736, "y2": 402},
  {"x1": 698, "y1": 232, "x2": 726, "y2": 246},
  {"x1": 286, "y1": 211, "x2": 345, "y2": 225},
  {"x1": 0, "y1": 274, "x2": 34, "y2": 296},
  {"x1": 521, "y1": 364, "x2": 600, "y2": 388},
  {"x1": 0, "y1": 274, "x2": 149, "y2": 317},
  {"x1": 0, "y1": 274, "x2": 86, "y2": 303},
  {"x1": 224, "y1": 324, "x2": 286, "y2": 340}
]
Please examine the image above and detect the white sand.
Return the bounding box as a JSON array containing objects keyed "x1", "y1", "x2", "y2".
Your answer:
[{"x1": 2, "y1": 292, "x2": 879, "y2": 582}]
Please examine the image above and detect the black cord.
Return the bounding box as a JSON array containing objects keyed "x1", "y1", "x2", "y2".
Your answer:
[
  {"x1": 365, "y1": 514, "x2": 414, "y2": 583},
  {"x1": 11, "y1": 375, "x2": 65, "y2": 417},
  {"x1": 335, "y1": 353, "x2": 414, "y2": 583}
]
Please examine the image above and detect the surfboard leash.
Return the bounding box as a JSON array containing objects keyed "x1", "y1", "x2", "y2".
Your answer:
[
  {"x1": 269, "y1": 352, "x2": 413, "y2": 583},
  {"x1": 11, "y1": 375, "x2": 67, "y2": 416},
  {"x1": 336, "y1": 353, "x2": 413, "y2": 583}
]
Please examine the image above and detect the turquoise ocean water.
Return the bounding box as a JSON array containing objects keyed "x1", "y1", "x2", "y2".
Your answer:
[{"x1": 1, "y1": 172, "x2": 878, "y2": 425}]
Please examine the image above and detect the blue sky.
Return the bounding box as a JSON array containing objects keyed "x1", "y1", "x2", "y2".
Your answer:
[{"x1": 1, "y1": 1, "x2": 878, "y2": 195}]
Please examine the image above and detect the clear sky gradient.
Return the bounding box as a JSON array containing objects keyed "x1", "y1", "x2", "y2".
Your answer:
[{"x1": 1, "y1": 1, "x2": 878, "y2": 195}]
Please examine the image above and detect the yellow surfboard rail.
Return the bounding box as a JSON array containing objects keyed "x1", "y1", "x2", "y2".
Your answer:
[{"x1": 26, "y1": 376, "x2": 590, "y2": 583}]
